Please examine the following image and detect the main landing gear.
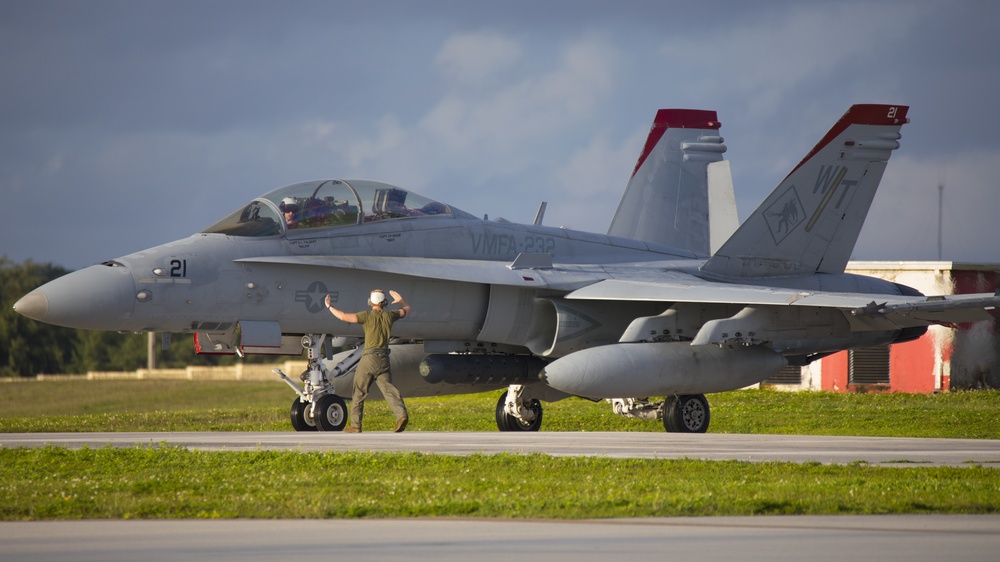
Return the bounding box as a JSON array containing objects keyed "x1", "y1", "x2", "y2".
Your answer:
[
  {"x1": 495, "y1": 385, "x2": 543, "y2": 431},
  {"x1": 662, "y1": 394, "x2": 710, "y2": 433},
  {"x1": 610, "y1": 394, "x2": 711, "y2": 433},
  {"x1": 275, "y1": 334, "x2": 359, "y2": 432},
  {"x1": 493, "y1": 389, "x2": 710, "y2": 432}
]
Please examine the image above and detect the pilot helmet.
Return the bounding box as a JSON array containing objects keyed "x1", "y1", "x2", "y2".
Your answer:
[
  {"x1": 369, "y1": 289, "x2": 387, "y2": 307},
  {"x1": 279, "y1": 197, "x2": 299, "y2": 213}
]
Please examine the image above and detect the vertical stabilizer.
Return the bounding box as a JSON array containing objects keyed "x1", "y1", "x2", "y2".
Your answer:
[
  {"x1": 702, "y1": 104, "x2": 909, "y2": 278},
  {"x1": 608, "y1": 109, "x2": 726, "y2": 254}
]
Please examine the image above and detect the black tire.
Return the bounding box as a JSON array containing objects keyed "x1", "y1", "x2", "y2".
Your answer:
[
  {"x1": 495, "y1": 390, "x2": 543, "y2": 432},
  {"x1": 314, "y1": 394, "x2": 349, "y2": 432},
  {"x1": 290, "y1": 397, "x2": 318, "y2": 432},
  {"x1": 663, "y1": 394, "x2": 710, "y2": 433},
  {"x1": 495, "y1": 392, "x2": 511, "y2": 431}
]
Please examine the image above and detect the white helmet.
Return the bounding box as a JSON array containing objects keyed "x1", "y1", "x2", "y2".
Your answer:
[{"x1": 369, "y1": 290, "x2": 387, "y2": 306}]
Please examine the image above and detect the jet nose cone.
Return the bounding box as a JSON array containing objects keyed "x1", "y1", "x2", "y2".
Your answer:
[
  {"x1": 14, "y1": 263, "x2": 137, "y2": 330},
  {"x1": 13, "y1": 290, "x2": 49, "y2": 321}
]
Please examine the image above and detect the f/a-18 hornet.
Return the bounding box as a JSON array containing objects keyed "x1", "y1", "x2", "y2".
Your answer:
[{"x1": 15, "y1": 104, "x2": 999, "y2": 432}]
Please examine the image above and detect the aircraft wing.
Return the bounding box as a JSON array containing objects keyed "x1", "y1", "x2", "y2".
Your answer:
[
  {"x1": 243, "y1": 255, "x2": 999, "y2": 327},
  {"x1": 236, "y1": 254, "x2": 600, "y2": 290},
  {"x1": 565, "y1": 278, "x2": 1000, "y2": 327}
]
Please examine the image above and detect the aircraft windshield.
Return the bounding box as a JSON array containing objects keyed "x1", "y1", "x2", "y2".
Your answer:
[{"x1": 203, "y1": 179, "x2": 472, "y2": 236}]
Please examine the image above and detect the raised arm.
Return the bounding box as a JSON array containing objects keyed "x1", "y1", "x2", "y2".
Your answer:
[
  {"x1": 389, "y1": 290, "x2": 411, "y2": 318},
  {"x1": 325, "y1": 294, "x2": 358, "y2": 323}
]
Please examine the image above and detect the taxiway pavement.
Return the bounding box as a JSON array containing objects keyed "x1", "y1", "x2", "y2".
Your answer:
[
  {"x1": 2, "y1": 516, "x2": 999, "y2": 561},
  {"x1": 2, "y1": 431, "x2": 999, "y2": 467}
]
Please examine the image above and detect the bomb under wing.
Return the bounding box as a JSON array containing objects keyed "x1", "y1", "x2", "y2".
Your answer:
[
  {"x1": 540, "y1": 343, "x2": 787, "y2": 399},
  {"x1": 419, "y1": 353, "x2": 548, "y2": 386}
]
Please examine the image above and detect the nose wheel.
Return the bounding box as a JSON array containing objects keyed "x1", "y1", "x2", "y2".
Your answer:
[
  {"x1": 289, "y1": 392, "x2": 348, "y2": 432},
  {"x1": 290, "y1": 397, "x2": 318, "y2": 431},
  {"x1": 314, "y1": 394, "x2": 348, "y2": 431}
]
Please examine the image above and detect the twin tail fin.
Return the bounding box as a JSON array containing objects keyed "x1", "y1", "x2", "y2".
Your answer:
[
  {"x1": 608, "y1": 109, "x2": 736, "y2": 255},
  {"x1": 701, "y1": 104, "x2": 909, "y2": 278}
]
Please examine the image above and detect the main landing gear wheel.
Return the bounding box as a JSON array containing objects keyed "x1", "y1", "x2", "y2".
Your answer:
[
  {"x1": 663, "y1": 394, "x2": 710, "y2": 433},
  {"x1": 495, "y1": 390, "x2": 543, "y2": 432},
  {"x1": 314, "y1": 394, "x2": 349, "y2": 432},
  {"x1": 290, "y1": 397, "x2": 318, "y2": 432}
]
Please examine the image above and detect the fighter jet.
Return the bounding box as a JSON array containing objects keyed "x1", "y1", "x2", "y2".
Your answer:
[{"x1": 14, "y1": 104, "x2": 999, "y2": 433}]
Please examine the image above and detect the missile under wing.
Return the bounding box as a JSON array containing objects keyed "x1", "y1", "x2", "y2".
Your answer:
[{"x1": 14, "y1": 104, "x2": 1000, "y2": 433}]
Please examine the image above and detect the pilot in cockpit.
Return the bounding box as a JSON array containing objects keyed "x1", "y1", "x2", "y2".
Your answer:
[{"x1": 279, "y1": 197, "x2": 300, "y2": 229}]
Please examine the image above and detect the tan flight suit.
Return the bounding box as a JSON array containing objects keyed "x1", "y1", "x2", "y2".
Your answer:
[{"x1": 349, "y1": 308, "x2": 407, "y2": 429}]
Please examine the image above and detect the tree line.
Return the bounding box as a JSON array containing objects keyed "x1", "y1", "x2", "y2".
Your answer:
[{"x1": 1, "y1": 257, "x2": 280, "y2": 377}]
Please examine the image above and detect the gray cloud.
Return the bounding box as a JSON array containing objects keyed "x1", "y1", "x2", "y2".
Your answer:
[{"x1": 2, "y1": 0, "x2": 998, "y2": 269}]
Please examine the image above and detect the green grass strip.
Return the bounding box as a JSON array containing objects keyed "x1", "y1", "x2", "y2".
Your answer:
[{"x1": 1, "y1": 447, "x2": 998, "y2": 520}]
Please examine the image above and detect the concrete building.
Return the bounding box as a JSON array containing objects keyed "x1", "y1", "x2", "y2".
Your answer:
[{"x1": 767, "y1": 262, "x2": 1000, "y2": 393}]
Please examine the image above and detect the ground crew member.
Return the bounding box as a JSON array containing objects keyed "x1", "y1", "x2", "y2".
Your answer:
[{"x1": 324, "y1": 289, "x2": 410, "y2": 433}]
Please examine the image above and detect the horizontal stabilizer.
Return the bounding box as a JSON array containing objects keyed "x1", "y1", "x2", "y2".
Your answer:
[{"x1": 566, "y1": 278, "x2": 1000, "y2": 329}]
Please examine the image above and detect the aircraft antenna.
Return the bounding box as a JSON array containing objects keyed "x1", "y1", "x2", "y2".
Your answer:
[
  {"x1": 534, "y1": 202, "x2": 548, "y2": 226},
  {"x1": 937, "y1": 179, "x2": 944, "y2": 261}
]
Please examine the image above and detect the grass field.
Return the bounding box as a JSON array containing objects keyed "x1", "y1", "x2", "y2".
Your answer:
[
  {"x1": 1, "y1": 380, "x2": 998, "y2": 520},
  {"x1": 1, "y1": 379, "x2": 998, "y2": 437}
]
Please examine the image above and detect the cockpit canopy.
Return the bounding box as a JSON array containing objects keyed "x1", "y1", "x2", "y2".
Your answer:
[{"x1": 203, "y1": 179, "x2": 474, "y2": 237}]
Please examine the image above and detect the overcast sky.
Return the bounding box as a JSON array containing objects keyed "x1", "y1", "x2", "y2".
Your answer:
[{"x1": 2, "y1": 0, "x2": 998, "y2": 270}]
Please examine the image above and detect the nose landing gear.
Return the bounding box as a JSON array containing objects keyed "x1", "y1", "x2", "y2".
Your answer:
[{"x1": 275, "y1": 334, "x2": 359, "y2": 432}]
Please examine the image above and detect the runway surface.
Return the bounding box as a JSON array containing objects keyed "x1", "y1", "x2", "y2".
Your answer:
[
  {"x1": 3, "y1": 431, "x2": 999, "y2": 467},
  {"x1": 3, "y1": 516, "x2": 999, "y2": 561}
]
